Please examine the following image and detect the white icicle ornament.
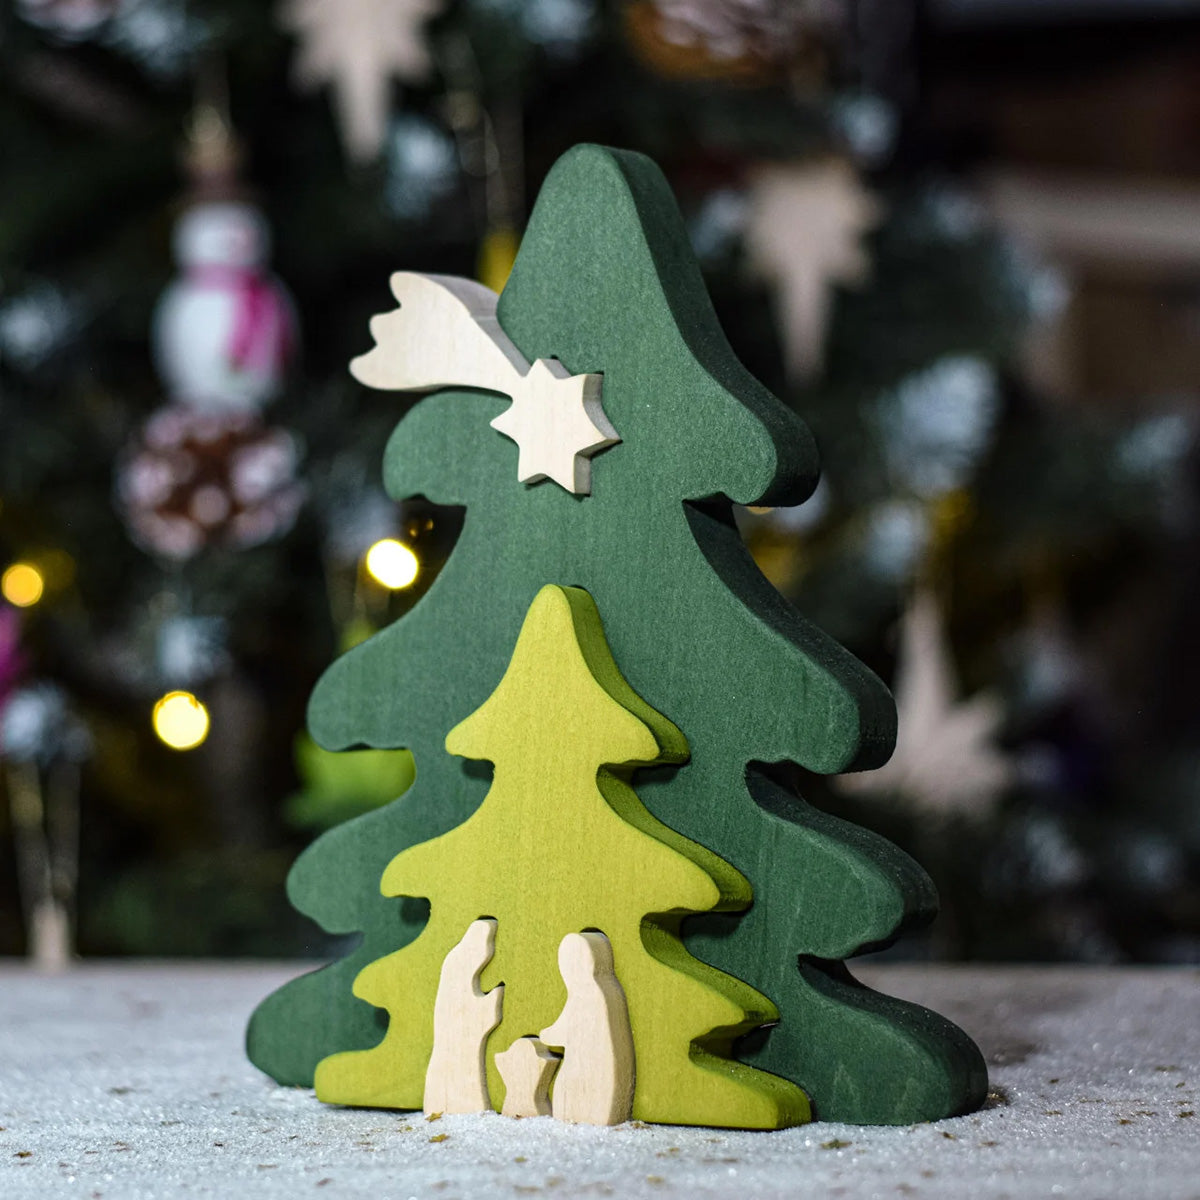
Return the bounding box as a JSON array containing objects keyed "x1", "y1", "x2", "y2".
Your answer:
[{"x1": 152, "y1": 200, "x2": 298, "y2": 413}]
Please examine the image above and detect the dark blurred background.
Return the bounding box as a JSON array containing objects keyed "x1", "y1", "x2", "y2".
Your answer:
[{"x1": 3, "y1": 0, "x2": 1200, "y2": 966}]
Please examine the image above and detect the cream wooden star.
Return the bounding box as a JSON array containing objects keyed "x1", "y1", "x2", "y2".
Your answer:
[
  {"x1": 350, "y1": 272, "x2": 619, "y2": 495},
  {"x1": 488, "y1": 359, "x2": 618, "y2": 493}
]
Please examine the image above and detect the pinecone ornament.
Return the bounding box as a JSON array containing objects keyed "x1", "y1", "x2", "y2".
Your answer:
[
  {"x1": 117, "y1": 408, "x2": 305, "y2": 561},
  {"x1": 625, "y1": 0, "x2": 831, "y2": 83}
]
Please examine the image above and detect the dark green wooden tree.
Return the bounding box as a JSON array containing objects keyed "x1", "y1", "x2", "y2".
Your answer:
[{"x1": 247, "y1": 143, "x2": 987, "y2": 1124}]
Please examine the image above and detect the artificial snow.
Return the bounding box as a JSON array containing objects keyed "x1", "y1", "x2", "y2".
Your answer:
[{"x1": 1, "y1": 963, "x2": 1197, "y2": 1198}]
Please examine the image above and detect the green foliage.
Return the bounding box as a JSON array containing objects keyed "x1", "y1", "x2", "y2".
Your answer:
[
  {"x1": 87, "y1": 849, "x2": 309, "y2": 957},
  {"x1": 285, "y1": 735, "x2": 415, "y2": 833}
]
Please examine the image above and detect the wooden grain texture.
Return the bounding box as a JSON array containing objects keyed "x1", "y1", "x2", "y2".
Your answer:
[
  {"x1": 540, "y1": 931, "x2": 635, "y2": 1126},
  {"x1": 350, "y1": 272, "x2": 617, "y2": 494},
  {"x1": 246, "y1": 143, "x2": 987, "y2": 1124},
  {"x1": 314, "y1": 585, "x2": 809, "y2": 1128},
  {"x1": 350, "y1": 272, "x2": 526, "y2": 389},
  {"x1": 422, "y1": 918, "x2": 503, "y2": 1115},
  {"x1": 488, "y1": 358, "x2": 617, "y2": 494},
  {"x1": 495, "y1": 1037, "x2": 558, "y2": 1118}
]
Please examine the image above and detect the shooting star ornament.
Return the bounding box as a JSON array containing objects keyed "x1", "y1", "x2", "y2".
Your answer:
[
  {"x1": 837, "y1": 588, "x2": 1015, "y2": 818},
  {"x1": 281, "y1": 0, "x2": 445, "y2": 164},
  {"x1": 744, "y1": 159, "x2": 881, "y2": 384},
  {"x1": 351, "y1": 273, "x2": 619, "y2": 494}
]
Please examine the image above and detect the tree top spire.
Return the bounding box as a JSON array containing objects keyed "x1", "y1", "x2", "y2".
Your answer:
[
  {"x1": 497, "y1": 144, "x2": 820, "y2": 509},
  {"x1": 446, "y1": 584, "x2": 688, "y2": 772}
]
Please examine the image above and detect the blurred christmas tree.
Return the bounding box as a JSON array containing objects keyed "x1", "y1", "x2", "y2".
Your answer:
[{"x1": 1, "y1": 0, "x2": 1196, "y2": 963}]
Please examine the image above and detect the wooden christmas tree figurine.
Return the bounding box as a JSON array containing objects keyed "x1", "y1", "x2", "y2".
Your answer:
[
  {"x1": 315, "y1": 584, "x2": 807, "y2": 1127},
  {"x1": 247, "y1": 143, "x2": 987, "y2": 1125}
]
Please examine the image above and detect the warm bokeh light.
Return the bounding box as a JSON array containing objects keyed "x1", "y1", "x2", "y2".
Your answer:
[
  {"x1": 365, "y1": 538, "x2": 419, "y2": 589},
  {"x1": 153, "y1": 690, "x2": 211, "y2": 751},
  {"x1": 2, "y1": 562, "x2": 45, "y2": 608}
]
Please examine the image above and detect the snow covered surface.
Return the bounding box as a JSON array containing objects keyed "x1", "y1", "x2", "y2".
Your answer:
[{"x1": 1, "y1": 962, "x2": 1197, "y2": 1199}]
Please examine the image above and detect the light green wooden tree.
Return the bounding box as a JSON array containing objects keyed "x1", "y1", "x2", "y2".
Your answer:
[{"x1": 314, "y1": 584, "x2": 809, "y2": 1129}]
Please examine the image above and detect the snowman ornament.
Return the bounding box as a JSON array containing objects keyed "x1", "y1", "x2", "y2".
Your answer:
[{"x1": 153, "y1": 200, "x2": 297, "y2": 413}]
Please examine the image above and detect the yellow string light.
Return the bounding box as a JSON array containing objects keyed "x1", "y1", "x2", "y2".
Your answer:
[
  {"x1": 2, "y1": 562, "x2": 45, "y2": 608},
  {"x1": 365, "y1": 539, "x2": 419, "y2": 590},
  {"x1": 153, "y1": 690, "x2": 210, "y2": 751}
]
